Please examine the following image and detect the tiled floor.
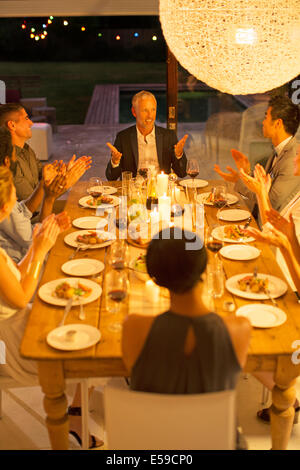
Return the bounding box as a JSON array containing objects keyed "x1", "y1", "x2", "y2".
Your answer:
[{"x1": 1, "y1": 122, "x2": 298, "y2": 450}]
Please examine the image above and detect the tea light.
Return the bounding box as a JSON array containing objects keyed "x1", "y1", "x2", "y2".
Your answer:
[
  {"x1": 146, "y1": 279, "x2": 160, "y2": 303},
  {"x1": 159, "y1": 194, "x2": 171, "y2": 222},
  {"x1": 157, "y1": 172, "x2": 168, "y2": 197}
]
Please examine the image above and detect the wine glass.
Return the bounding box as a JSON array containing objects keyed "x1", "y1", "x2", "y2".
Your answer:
[
  {"x1": 212, "y1": 185, "x2": 228, "y2": 208},
  {"x1": 88, "y1": 177, "x2": 103, "y2": 201},
  {"x1": 205, "y1": 224, "x2": 224, "y2": 264},
  {"x1": 186, "y1": 159, "x2": 200, "y2": 188},
  {"x1": 106, "y1": 269, "x2": 128, "y2": 332},
  {"x1": 108, "y1": 240, "x2": 128, "y2": 271}
]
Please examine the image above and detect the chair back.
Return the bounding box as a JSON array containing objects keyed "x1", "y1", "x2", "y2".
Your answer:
[{"x1": 104, "y1": 380, "x2": 236, "y2": 450}]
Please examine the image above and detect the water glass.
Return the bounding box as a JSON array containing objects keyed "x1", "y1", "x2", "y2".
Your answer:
[
  {"x1": 108, "y1": 240, "x2": 128, "y2": 271},
  {"x1": 206, "y1": 261, "x2": 224, "y2": 299},
  {"x1": 122, "y1": 171, "x2": 132, "y2": 196},
  {"x1": 88, "y1": 177, "x2": 103, "y2": 199}
]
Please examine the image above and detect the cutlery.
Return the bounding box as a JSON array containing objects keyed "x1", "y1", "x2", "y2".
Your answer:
[
  {"x1": 243, "y1": 217, "x2": 252, "y2": 229},
  {"x1": 68, "y1": 243, "x2": 86, "y2": 260},
  {"x1": 78, "y1": 297, "x2": 86, "y2": 321},
  {"x1": 58, "y1": 297, "x2": 73, "y2": 327},
  {"x1": 294, "y1": 291, "x2": 300, "y2": 304},
  {"x1": 263, "y1": 288, "x2": 278, "y2": 307}
]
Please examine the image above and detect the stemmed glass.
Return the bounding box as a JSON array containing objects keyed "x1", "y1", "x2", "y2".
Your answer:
[
  {"x1": 205, "y1": 224, "x2": 224, "y2": 264},
  {"x1": 87, "y1": 177, "x2": 103, "y2": 214},
  {"x1": 106, "y1": 269, "x2": 128, "y2": 332},
  {"x1": 186, "y1": 159, "x2": 200, "y2": 188},
  {"x1": 107, "y1": 240, "x2": 128, "y2": 271}
]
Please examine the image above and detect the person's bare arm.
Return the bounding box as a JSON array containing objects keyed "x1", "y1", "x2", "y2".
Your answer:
[
  {"x1": 122, "y1": 314, "x2": 155, "y2": 374},
  {"x1": 223, "y1": 316, "x2": 252, "y2": 369}
]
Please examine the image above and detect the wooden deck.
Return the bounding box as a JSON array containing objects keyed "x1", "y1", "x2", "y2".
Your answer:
[{"x1": 84, "y1": 84, "x2": 119, "y2": 125}]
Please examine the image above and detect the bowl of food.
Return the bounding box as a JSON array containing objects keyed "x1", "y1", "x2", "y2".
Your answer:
[{"x1": 129, "y1": 253, "x2": 149, "y2": 281}]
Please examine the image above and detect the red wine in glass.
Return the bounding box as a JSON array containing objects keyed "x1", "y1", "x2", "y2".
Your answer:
[
  {"x1": 108, "y1": 289, "x2": 127, "y2": 302},
  {"x1": 206, "y1": 241, "x2": 223, "y2": 253},
  {"x1": 187, "y1": 170, "x2": 199, "y2": 179},
  {"x1": 138, "y1": 168, "x2": 148, "y2": 179},
  {"x1": 111, "y1": 260, "x2": 125, "y2": 270}
]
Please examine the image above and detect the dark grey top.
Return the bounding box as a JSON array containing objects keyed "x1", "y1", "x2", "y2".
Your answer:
[{"x1": 131, "y1": 311, "x2": 241, "y2": 394}]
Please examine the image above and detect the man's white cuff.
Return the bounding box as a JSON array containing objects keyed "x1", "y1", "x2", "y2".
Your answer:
[{"x1": 111, "y1": 159, "x2": 120, "y2": 168}]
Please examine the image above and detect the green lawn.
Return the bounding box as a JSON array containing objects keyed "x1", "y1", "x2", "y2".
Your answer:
[{"x1": 1, "y1": 62, "x2": 166, "y2": 124}]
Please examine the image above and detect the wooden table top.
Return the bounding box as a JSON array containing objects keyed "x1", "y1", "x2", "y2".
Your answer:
[{"x1": 20, "y1": 179, "x2": 300, "y2": 371}]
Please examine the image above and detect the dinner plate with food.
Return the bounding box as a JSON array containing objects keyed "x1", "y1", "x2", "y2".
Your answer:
[
  {"x1": 127, "y1": 223, "x2": 151, "y2": 249},
  {"x1": 236, "y1": 304, "x2": 287, "y2": 328},
  {"x1": 64, "y1": 230, "x2": 116, "y2": 249},
  {"x1": 72, "y1": 216, "x2": 107, "y2": 230},
  {"x1": 179, "y1": 179, "x2": 208, "y2": 189},
  {"x1": 39, "y1": 277, "x2": 102, "y2": 306},
  {"x1": 197, "y1": 191, "x2": 238, "y2": 206},
  {"x1": 129, "y1": 253, "x2": 149, "y2": 281},
  {"x1": 225, "y1": 273, "x2": 287, "y2": 300},
  {"x1": 47, "y1": 324, "x2": 101, "y2": 351},
  {"x1": 79, "y1": 195, "x2": 120, "y2": 209},
  {"x1": 220, "y1": 244, "x2": 261, "y2": 261},
  {"x1": 88, "y1": 185, "x2": 118, "y2": 195},
  {"x1": 212, "y1": 225, "x2": 255, "y2": 243},
  {"x1": 217, "y1": 209, "x2": 251, "y2": 222}
]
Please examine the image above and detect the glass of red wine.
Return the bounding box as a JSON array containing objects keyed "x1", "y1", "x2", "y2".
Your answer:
[
  {"x1": 87, "y1": 177, "x2": 103, "y2": 204},
  {"x1": 186, "y1": 159, "x2": 200, "y2": 188},
  {"x1": 106, "y1": 269, "x2": 128, "y2": 332},
  {"x1": 205, "y1": 224, "x2": 224, "y2": 259}
]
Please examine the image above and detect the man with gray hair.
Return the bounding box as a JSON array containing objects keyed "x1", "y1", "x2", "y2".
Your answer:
[{"x1": 106, "y1": 90, "x2": 188, "y2": 180}]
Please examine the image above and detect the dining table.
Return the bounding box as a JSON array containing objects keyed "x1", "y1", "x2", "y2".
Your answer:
[{"x1": 20, "y1": 178, "x2": 300, "y2": 450}]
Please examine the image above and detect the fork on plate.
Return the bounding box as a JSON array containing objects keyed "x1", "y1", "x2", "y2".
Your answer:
[{"x1": 68, "y1": 243, "x2": 86, "y2": 260}]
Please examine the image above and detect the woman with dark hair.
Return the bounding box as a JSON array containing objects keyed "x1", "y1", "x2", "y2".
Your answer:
[{"x1": 122, "y1": 228, "x2": 251, "y2": 394}]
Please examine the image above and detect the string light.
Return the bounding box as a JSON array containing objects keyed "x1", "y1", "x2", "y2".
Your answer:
[
  {"x1": 42, "y1": 24, "x2": 47, "y2": 28},
  {"x1": 50, "y1": 16, "x2": 54, "y2": 20},
  {"x1": 48, "y1": 19, "x2": 52, "y2": 25},
  {"x1": 30, "y1": 34, "x2": 34, "y2": 39},
  {"x1": 152, "y1": 35, "x2": 157, "y2": 41},
  {"x1": 35, "y1": 36, "x2": 40, "y2": 41},
  {"x1": 98, "y1": 33, "x2": 102, "y2": 37},
  {"x1": 116, "y1": 35, "x2": 121, "y2": 40},
  {"x1": 63, "y1": 20, "x2": 68, "y2": 26},
  {"x1": 81, "y1": 26, "x2": 86, "y2": 31},
  {"x1": 21, "y1": 24, "x2": 26, "y2": 30},
  {"x1": 134, "y1": 32, "x2": 139, "y2": 38}
]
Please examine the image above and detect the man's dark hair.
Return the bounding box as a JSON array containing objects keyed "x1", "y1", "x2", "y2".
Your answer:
[
  {"x1": 268, "y1": 95, "x2": 300, "y2": 136},
  {"x1": 0, "y1": 103, "x2": 24, "y2": 128},
  {"x1": 0, "y1": 127, "x2": 13, "y2": 165},
  {"x1": 146, "y1": 227, "x2": 207, "y2": 294}
]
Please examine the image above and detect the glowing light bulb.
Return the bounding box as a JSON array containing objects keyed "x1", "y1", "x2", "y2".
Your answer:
[
  {"x1": 31, "y1": 28, "x2": 35, "y2": 32},
  {"x1": 30, "y1": 34, "x2": 34, "y2": 39},
  {"x1": 50, "y1": 16, "x2": 54, "y2": 20},
  {"x1": 152, "y1": 35, "x2": 157, "y2": 41},
  {"x1": 116, "y1": 35, "x2": 120, "y2": 40},
  {"x1": 35, "y1": 36, "x2": 40, "y2": 41},
  {"x1": 48, "y1": 19, "x2": 52, "y2": 25},
  {"x1": 81, "y1": 26, "x2": 86, "y2": 31},
  {"x1": 44, "y1": 31, "x2": 47, "y2": 35},
  {"x1": 134, "y1": 32, "x2": 139, "y2": 38},
  {"x1": 98, "y1": 33, "x2": 102, "y2": 37},
  {"x1": 42, "y1": 24, "x2": 46, "y2": 28},
  {"x1": 21, "y1": 24, "x2": 26, "y2": 30},
  {"x1": 41, "y1": 35, "x2": 45, "y2": 39},
  {"x1": 63, "y1": 20, "x2": 68, "y2": 26}
]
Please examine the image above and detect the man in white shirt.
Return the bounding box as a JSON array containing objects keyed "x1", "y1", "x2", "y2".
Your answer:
[
  {"x1": 214, "y1": 95, "x2": 300, "y2": 214},
  {"x1": 105, "y1": 91, "x2": 188, "y2": 180}
]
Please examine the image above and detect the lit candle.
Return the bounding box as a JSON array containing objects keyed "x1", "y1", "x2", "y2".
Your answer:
[
  {"x1": 159, "y1": 194, "x2": 171, "y2": 222},
  {"x1": 157, "y1": 172, "x2": 168, "y2": 197},
  {"x1": 174, "y1": 186, "x2": 180, "y2": 203},
  {"x1": 146, "y1": 279, "x2": 160, "y2": 303},
  {"x1": 150, "y1": 207, "x2": 159, "y2": 237}
]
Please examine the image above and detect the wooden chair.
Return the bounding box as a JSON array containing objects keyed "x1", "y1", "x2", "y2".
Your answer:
[{"x1": 104, "y1": 379, "x2": 237, "y2": 450}]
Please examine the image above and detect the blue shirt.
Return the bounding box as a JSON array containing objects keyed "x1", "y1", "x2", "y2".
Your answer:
[{"x1": 0, "y1": 201, "x2": 33, "y2": 263}]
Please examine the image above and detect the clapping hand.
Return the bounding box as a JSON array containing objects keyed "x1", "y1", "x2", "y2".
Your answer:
[
  {"x1": 65, "y1": 156, "x2": 92, "y2": 189},
  {"x1": 242, "y1": 225, "x2": 290, "y2": 250},
  {"x1": 55, "y1": 211, "x2": 71, "y2": 233},
  {"x1": 231, "y1": 149, "x2": 251, "y2": 174},
  {"x1": 240, "y1": 164, "x2": 271, "y2": 195},
  {"x1": 106, "y1": 142, "x2": 122, "y2": 165},
  {"x1": 214, "y1": 164, "x2": 239, "y2": 182},
  {"x1": 265, "y1": 208, "x2": 296, "y2": 243},
  {"x1": 44, "y1": 172, "x2": 67, "y2": 199},
  {"x1": 174, "y1": 134, "x2": 188, "y2": 158},
  {"x1": 32, "y1": 214, "x2": 61, "y2": 256}
]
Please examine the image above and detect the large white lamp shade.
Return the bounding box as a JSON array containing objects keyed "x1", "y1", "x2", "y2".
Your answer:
[{"x1": 159, "y1": 0, "x2": 300, "y2": 94}]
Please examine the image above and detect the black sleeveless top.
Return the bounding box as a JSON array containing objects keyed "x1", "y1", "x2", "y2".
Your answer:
[{"x1": 130, "y1": 311, "x2": 241, "y2": 394}]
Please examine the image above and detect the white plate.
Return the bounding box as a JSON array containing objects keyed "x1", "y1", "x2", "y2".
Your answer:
[
  {"x1": 220, "y1": 244, "x2": 260, "y2": 261},
  {"x1": 79, "y1": 195, "x2": 120, "y2": 209},
  {"x1": 72, "y1": 216, "x2": 107, "y2": 230},
  {"x1": 236, "y1": 304, "x2": 287, "y2": 328},
  {"x1": 218, "y1": 209, "x2": 251, "y2": 222},
  {"x1": 47, "y1": 324, "x2": 101, "y2": 351},
  {"x1": 196, "y1": 192, "x2": 239, "y2": 206},
  {"x1": 39, "y1": 277, "x2": 102, "y2": 306},
  {"x1": 64, "y1": 230, "x2": 116, "y2": 249},
  {"x1": 212, "y1": 226, "x2": 255, "y2": 244},
  {"x1": 179, "y1": 179, "x2": 208, "y2": 189},
  {"x1": 88, "y1": 185, "x2": 118, "y2": 195},
  {"x1": 226, "y1": 273, "x2": 287, "y2": 300},
  {"x1": 61, "y1": 259, "x2": 105, "y2": 277}
]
